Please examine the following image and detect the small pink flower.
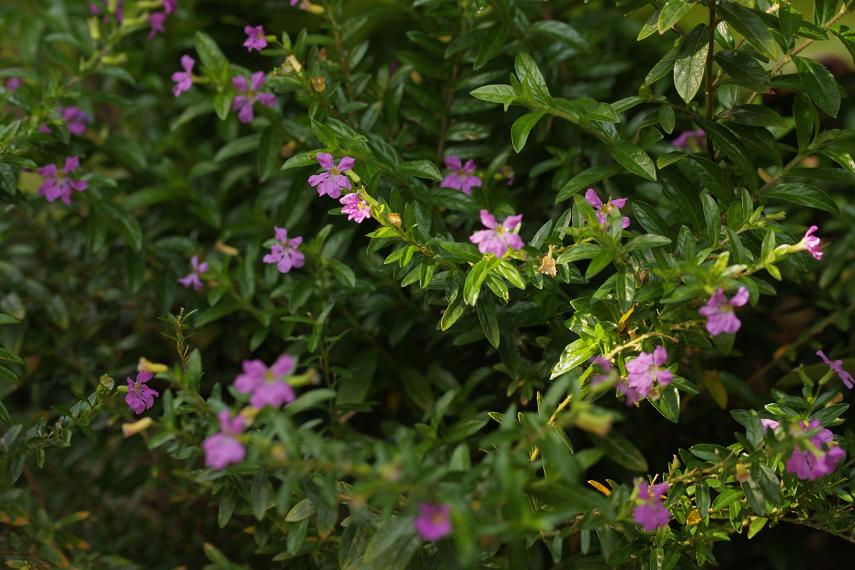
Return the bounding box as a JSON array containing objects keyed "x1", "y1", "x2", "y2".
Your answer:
[
  {"x1": 698, "y1": 287, "x2": 749, "y2": 336},
  {"x1": 585, "y1": 188, "x2": 630, "y2": 229},
  {"x1": 148, "y1": 11, "x2": 166, "y2": 38},
  {"x1": 234, "y1": 355, "x2": 297, "y2": 409},
  {"x1": 469, "y1": 210, "x2": 524, "y2": 258},
  {"x1": 243, "y1": 25, "x2": 268, "y2": 52},
  {"x1": 125, "y1": 371, "x2": 159, "y2": 415},
  {"x1": 797, "y1": 225, "x2": 823, "y2": 260},
  {"x1": 203, "y1": 410, "x2": 246, "y2": 470},
  {"x1": 164, "y1": 0, "x2": 177, "y2": 14},
  {"x1": 340, "y1": 193, "x2": 371, "y2": 223},
  {"x1": 178, "y1": 255, "x2": 208, "y2": 290},
  {"x1": 761, "y1": 419, "x2": 781, "y2": 432},
  {"x1": 440, "y1": 156, "x2": 481, "y2": 195},
  {"x1": 414, "y1": 503, "x2": 452, "y2": 541},
  {"x1": 60, "y1": 106, "x2": 90, "y2": 136},
  {"x1": 817, "y1": 350, "x2": 854, "y2": 390},
  {"x1": 171, "y1": 55, "x2": 195, "y2": 97},
  {"x1": 231, "y1": 72, "x2": 277, "y2": 123},
  {"x1": 37, "y1": 156, "x2": 88, "y2": 205},
  {"x1": 672, "y1": 129, "x2": 705, "y2": 150},
  {"x1": 633, "y1": 482, "x2": 670, "y2": 531},
  {"x1": 621, "y1": 346, "x2": 672, "y2": 405},
  {"x1": 308, "y1": 154, "x2": 355, "y2": 199},
  {"x1": 263, "y1": 227, "x2": 305, "y2": 274},
  {"x1": 589, "y1": 356, "x2": 613, "y2": 385},
  {"x1": 785, "y1": 420, "x2": 846, "y2": 480},
  {"x1": 4, "y1": 77, "x2": 21, "y2": 91}
]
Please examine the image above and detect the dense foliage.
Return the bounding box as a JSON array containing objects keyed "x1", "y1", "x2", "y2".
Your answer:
[{"x1": 2, "y1": 0, "x2": 855, "y2": 567}]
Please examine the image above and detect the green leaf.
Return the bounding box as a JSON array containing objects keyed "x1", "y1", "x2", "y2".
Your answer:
[
  {"x1": 0, "y1": 314, "x2": 20, "y2": 326},
  {"x1": 440, "y1": 298, "x2": 465, "y2": 331},
  {"x1": 765, "y1": 183, "x2": 838, "y2": 214},
  {"x1": 102, "y1": 203, "x2": 143, "y2": 251},
  {"x1": 510, "y1": 111, "x2": 544, "y2": 153},
  {"x1": 556, "y1": 165, "x2": 622, "y2": 203},
  {"x1": 399, "y1": 159, "x2": 442, "y2": 181},
  {"x1": 793, "y1": 93, "x2": 819, "y2": 150},
  {"x1": 251, "y1": 473, "x2": 269, "y2": 520},
  {"x1": 476, "y1": 298, "x2": 500, "y2": 348},
  {"x1": 658, "y1": 0, "x2": 693, "y2": 34},
  {"x1": 717, "y1": 1, "x2": 775, "y2": 58},
  {"x1": 469, "y1": 84, "x2": 516, "y2": 107},
  {"x1": 624, "y1": 234, "x2": 672, "y2": 252},
  {"x1": 594, "y1": 431, "x2": 648, "y2": 472},
  {"x1": 608, "y1": 143, "x2": 656, "y2": 181},
  {"x1": 463, "y1": 258, "x2": 496, "y2": 306},
  {"x1": 550, "y1": 339, "x2": 596, "y2": 379},
  {"x1": 700, "y1": 191, "x2": 720, "y2": 244},
  {"x1": 793, "y1": 56, "x2": 840, "y2": 118},
  {"x1": 194, "y1": 31, "x2": 230, "y2": 80},
  {"x1": 658, "y1": 104, "x2": 675, "y2": 134},
  {"x1": 650, "y1": 386, "x2": 680, "y2": 423},
  {"x1": 281, "y1": 151, "x2": 318, "y2": 171},
  {"x1": 528, "y1": 20, "x2": 588, "y2": 50},
  {"x1": 288, "y1": 389, "x2": 337, "y2": 414},
  {"x1": 674, "y1": 24, "x2": 707, "y2": 103},
  {"x1": 715, "y1": 50, "x2": 770, "y2": 91},
  {"x1": 285, "y1": 498, "x2": 316, "y2": 522},
  {"x1": 696, "y1": 118, "x2": 755, "y2": 188}
]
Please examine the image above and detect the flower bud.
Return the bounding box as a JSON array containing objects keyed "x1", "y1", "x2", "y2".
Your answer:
[
  {"x1": 122, "y1": 417, "x2": 152, "y2": 437},
  {"x1": 387, "y1": 212, "x2": 402, "y2": 229},
  {"x1": 538, "y1": 246, "x2": 557, "y2": 277}
]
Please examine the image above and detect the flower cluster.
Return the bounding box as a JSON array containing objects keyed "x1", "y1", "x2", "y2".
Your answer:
[
  {"x1": 699, "y1": 287, "x2": 749, "y2": 336},
  {"x1": 37, "y1": 156, "x2": 88, "y2": 205},
  {"x1": 632, "y1": 482, "x2": 670, "y2": 531},
  {"x1": 621, "y1": 346, "x2": 672, "y2": 405},
  {"x1": 785, "y1": 420, "x2": 846, "y2": 481},
  {"x1": 263, "y1": 227, "x2": 304, "y2": 274},
  {"x1": 469, "y1": 210, "x2": 524, "y2": 258}
]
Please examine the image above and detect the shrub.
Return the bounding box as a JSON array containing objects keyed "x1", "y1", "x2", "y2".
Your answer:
[{"x1": 1, "y1": 0, "x2": 854, "y2": 567}]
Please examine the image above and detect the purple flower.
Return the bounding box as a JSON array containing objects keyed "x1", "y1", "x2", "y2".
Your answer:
[
  {"x1": 263, "y1": 227, "x2": 305, "y2": 274},
  {"x1": 125, "y1": 371, "x2": 159, "y2": 415},
  {"x1": 37, "y1": 156, "x2": 88, "y2": 205},
  {"x1": 4, "y1": 77, "x2": 21, "y2": 91},
  {"x1": 817, "y1": 350, "x2": 854, "y2": 390},
  {"x1": 622, "y1": 346, "x2": 672, "y2": 405},
  {"x1": 698, "y1": 287, "x2": 749, "y2": 336},
  {"x1": 234, "y1": 355, "x2": 297, "y2": 409},
  {"x1": 469, "y1": 210, "x2": 524, "y2": 258},
  {"x1": 340, "y1": 193, "x2": 371, "y2": 223},
  {"x1": 231, "y1": 72, "x2": 277, "y2": 123},
  {"x1": 171, "y1": 55, "x2": 195, "y2": 97},
  {"x1": 203, "y1": 410, "x2": 246, "y2": 469},
  {"x1": 148, "y1": 11, "x2": 166, "y2": 38},
  {"x1": 308, "y1": 153, "x2": 355, "y2": 199},
  {"x1": 60, "y1": 106, "x2": 90, "y2": 136},
  {"x1": 589, "y1": 356, "x2": 613, "y2": 385},
  {"x1": 291, "y1": 0, "x2": 300, "y2": 5},
  {"x1": 785, "y1": 420, "x2": 846, "y2": 481},
  {"x1": 440, "y1": 156, "x2": 481, "y2": 195},
  {"x1": 585, "y1": 188, "x2": 630, "y2": 229},
  {"x1": 164, "y1": 0, "x2": 177, "y2": 14},
  {"x1": 672, "y1": 129, "x2": 705, "y2": 150},
  {"x1": 633, "y1": 482, "x2": 670, "y2": 532},
  {"x1": 243, "y1": 25, "x2": 268, "y2": 52},
  {"x1": 414, "y1": 503, "x2": 452, "y2": 541},
  {"x1": 797, "y1": 225, "x2": 823, "y2": 260},
  {"x1": 178, "y1": 255, "x2": 208, "y2": 290},
  {"x1": 761, "y1": 419, "x2": 781, "y2": 432}
]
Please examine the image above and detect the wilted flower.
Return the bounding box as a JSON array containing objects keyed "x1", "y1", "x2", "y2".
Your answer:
[
  {"x1": 60, "y1": 106, "x2": 90, "y2": 136},
  {"x1": 308, "y1": 153, "x2": 355, "y2": 199},
  {"x1": 698, "y1": 287, "x2": 749, "y2": 336},
  {"x1": 125, "y1": 371, "x2": 159, "y2": 415},
  {"x1": 469, "y1": 210, "x2": 524, "y2": 258},
  {"x1": 231, "y1": 72, "x2": 277, "y2": 123},
  {"x1": 633, "y1": 482, "x2": 670, "y2": 531},
  {"x1": 585, "y1": 188, "x2": 630, "y2": 229},
  {"x1": 203, "y1": 410, "x2": 246, "y2": 469},
  {"x1": 440, "y1": 156, "x2": 481, "y2": 195},
  {"x1": 672, "y1": 129, "x2": 705, "y2": 150},
  {"x1": 171, "y1": 55, "x2": 195, "y2": 97},
  {"x1": 785, "y1": 420, "x2": 846, "y2": 481},
  {"x1": 414, "y1": 503, "x2": 452, "y2": 541},
  {"x1": 234, "y1": 355, "x2": 297, "y2": 408},
  {"x1": 243, "y1": 24, "x2": 267, "y2": 52},
  {"x1": 622, "y1": 346, "x2": 672, "y2": 405},
  {"x1": 816, "y1": 350, "x2": 853, "y2": 390},
  {"x1": 178, "y1": 255, "x2": 208, "y2": 290},
  {"x1": 539, "y1": 246, "x2": 557, "y2": 276},
  {"x1": 340, "y1": 193, "x2": 371, "y2": 223},
  {"x1": 4, "y1": 77, "x2": 21, "y2": 91},
  {"x1": 148, "y1": 11, "x2": 166, "y2": 37},
  {"x1": 263, "y1": 227, "x2": 305, "y2": 274},
  {"x1": 37, "y1": 156, "x2": 88, "y2": 205},
  {"x1": 796, "y1": 225, "x2": 823, "y2": 260}
]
